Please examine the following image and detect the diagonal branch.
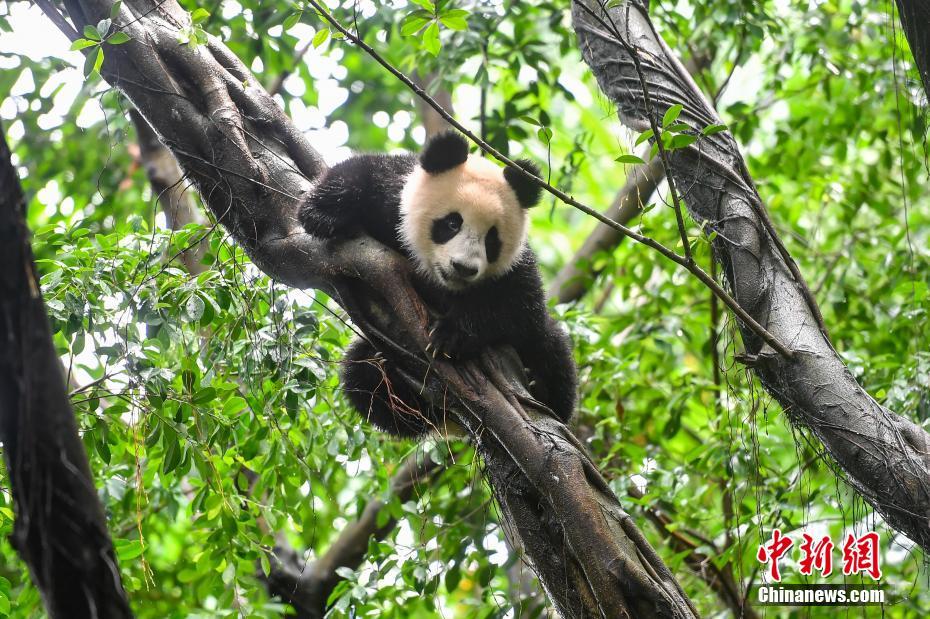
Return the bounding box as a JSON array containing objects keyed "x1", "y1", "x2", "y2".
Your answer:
[
  {"x1": 549, "y1": 53, "x2": 712, "y2": 305},
  {"x1": 573, "y1": 0, "x2": 930, "y2": 552},
  {"x1": 549, "y1": 155, "x2": 664, "y2": 303},
  {"x1": 894, "y1": 0, "x2": 930, "y2": 100}
]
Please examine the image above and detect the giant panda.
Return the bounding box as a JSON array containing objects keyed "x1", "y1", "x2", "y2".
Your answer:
[{"x1": 299, "y1": 131, "x2": 577, "y2": 438}]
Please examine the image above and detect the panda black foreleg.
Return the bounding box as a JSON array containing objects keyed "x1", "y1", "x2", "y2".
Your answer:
[
  {"x1": 520, "y1": 320, "x2": 578, "y2": 424},
  {"x1": 341, "y1": 338, "x2": 442, "y2": 438}
]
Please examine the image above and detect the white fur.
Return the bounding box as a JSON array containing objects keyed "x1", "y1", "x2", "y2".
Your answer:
[{"x1": 398, "y1": 155, "x2": 527, "y2": 290}]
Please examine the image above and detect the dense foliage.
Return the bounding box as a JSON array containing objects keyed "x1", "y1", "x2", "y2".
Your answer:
[{"x1": 0, "y1": 0, "x2": 927, "y2": 616}]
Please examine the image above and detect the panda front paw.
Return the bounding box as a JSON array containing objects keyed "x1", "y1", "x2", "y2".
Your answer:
[
  {"x1": 299, "y1": 203, "x2": 346, "y2": 239},
  {"x1": 426, "y1": 316, "x2": 480, "y2": 360}
]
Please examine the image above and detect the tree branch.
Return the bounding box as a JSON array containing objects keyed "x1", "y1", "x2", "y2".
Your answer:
[
  {"x1": 894, "y1": 0, "x2": 930, "y2": 100},
  {"x1": 548, "y1": 53, "x2": 712, "y2": 305},
  {"x1": 548, "y1": 155, "x2": 664, "y2": 303},
  {"x1": 573, "y1": 0, "x2": 930, "y2": 552},
  {"x1": 0, "y1": 122, "x2": 133, "y2": 618}
]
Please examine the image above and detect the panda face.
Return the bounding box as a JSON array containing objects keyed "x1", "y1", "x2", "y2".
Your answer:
[{"x1": 399, "y1": 155, "x2": 529, "y2": 291}]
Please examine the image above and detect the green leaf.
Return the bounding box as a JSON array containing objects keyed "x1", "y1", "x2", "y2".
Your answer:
[
  {"x1": 409, "y1": 0, "x2": 435, "y2": 12},
  {"x1": 222, "y1": 396, "x2": 248, "y2": 417},
  {"x1": 96, "y1": 19, "x2": 112, "y2": 37},
  {"x1": 110, "y1": 1, "x2": 123, "y2": 20},
  {"x1": 439, "y1": 9, "x2": 468, "y2": 30},
  {"x1": 615, "y1": 154, "x2": 645, "y2": 164},
  {"x1": 669, "y1": 133, "x2": 699, "y2": 149},
  {"x1": 422, "y1": 21, "x2": 440, "y2": 56},
  {"x1": 107, "y1": 31, "x2": 130, "y2": 45},
  {"x1": 634, "y1": 128, "x2": 654, "y2": 145},
  {"x1": 93, "y1": 46, "x2": 105, "y2": 73},
  {"x1": 115, "y1": 539, "x2": 144, "y2": 561},
  {"x1": 702, "y1": 123, "x2": 728, "y2": 136},
  {"x1": 70, "y1": 38, "x2": 99, "y2": 51},
  {"x1": 312, "y1": 28, "x2": 330, "y2": 48},
  {"x1": 520, "y1": 115, "x2": 541, "y2": 126},
  {"x1": 400, "y1": 14, "x2": 430, "y2": 36},
  {"x1": 537, "y1": 127, "x2": 553, "y2": 142},
  {"x1": 191, "y1": 8, "x2": 210, "y2": 24},
  {"x1": 83, "y1": 47, "x2": 104, "y2": 77},
  {"x1": 662, "y1": 103, "x2": 683, "y2": 127},
  {"x1": 83, "y1": 25, "x2": 101, "y2": 41},
  {"x1": 193, "y1": 387, "x2": 217, "y2": 405},
  {"x1": 283, "y1": 11, "x2": 302, "y2": 30}
]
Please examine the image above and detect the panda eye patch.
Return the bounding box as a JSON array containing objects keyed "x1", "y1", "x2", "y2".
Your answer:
[
  {"x1": 485, "y1": 226, "x2": 501, "y2": 263},
  {"x1": 431, "y1": 212, "x2": 463, "y2": 244}
]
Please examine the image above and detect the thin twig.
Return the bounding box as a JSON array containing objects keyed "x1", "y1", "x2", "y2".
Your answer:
[
  {"x1": 267, "y1": 38, "x2": 313, "y2": 97},
  {"x1": 584, "y1": 0, "x2": 692, "y2": 264},
  {"x1": 302, "y1": 0, "x2": 794, "y2": 358},
  {"x1": 34, "y1": 0, "x2": 81, "y2": 41}
]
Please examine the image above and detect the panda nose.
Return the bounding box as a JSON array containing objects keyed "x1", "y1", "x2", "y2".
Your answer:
[{"x1": 451, "y1": 261, "x2": 479, "y2": 278}]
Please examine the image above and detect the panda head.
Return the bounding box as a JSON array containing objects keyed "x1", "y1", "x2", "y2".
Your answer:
[{"x1": 398, "y1": 131, "x2": 542, "y2": 291}]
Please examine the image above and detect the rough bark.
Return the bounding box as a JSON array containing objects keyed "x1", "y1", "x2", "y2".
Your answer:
[
  {"x1": 45, "y1": 1, "x2": 699, "y2": 616},
  {"x1": 895, "y1": 0, "x2": 930, "y2": 100},
  {"x1": 130, "y1": 110, "x2": 208, "y2": 274},
  {"x1": 573, "y1": 0, "x2": 930, "y2": 552},
  {"x1": 0, "y1": 123, "x2": 133, "y2": 617}
]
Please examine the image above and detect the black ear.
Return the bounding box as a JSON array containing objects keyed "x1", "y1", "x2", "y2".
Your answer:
[
  {"x1": 503, "y1": 159, "x2": 542, "y2": 208},
  {"x1": 419, "y1": 131, "x2": 469, "y2": 174}
]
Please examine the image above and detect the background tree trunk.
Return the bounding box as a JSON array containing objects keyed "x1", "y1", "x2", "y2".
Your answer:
[
  {"x1": 573, "y1": 0, "x2": 930, "y2": 552},
  {"x1": 894, "y1": 0, "x2": 930, "y2": 99},
  {"x1": 0, "y1": 123, "x2": 133, "y2": 618}
]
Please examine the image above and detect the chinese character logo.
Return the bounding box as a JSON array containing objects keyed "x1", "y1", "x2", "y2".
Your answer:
[
  {"x1": 757, "y1": 528, "x2": 794, "y2": 582},
  {"x1": 842, "y1": 532, "x2": 882, "y2": 580},
  {"x1": 799, "y1": 533, "x2": 834, "y2": 577}
]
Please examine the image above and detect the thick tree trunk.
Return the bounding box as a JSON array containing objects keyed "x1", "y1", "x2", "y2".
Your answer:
[
  {"x1": 573, "y1": 0, "x2": 930, "y2": 552},
  {"x1": 0, "y1": 124, "x2": 133, "y2": 617},
  {"x1": 40, "y1": 1, "x2": 702, "y2": 616},
  {"x1": 894, "y1": 0, "x2": 930, "y2": 100}
]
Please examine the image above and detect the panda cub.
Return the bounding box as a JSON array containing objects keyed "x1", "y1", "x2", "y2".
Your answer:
[{"x1": 299, "y1": 131, "x2": 577, "y2": 438}]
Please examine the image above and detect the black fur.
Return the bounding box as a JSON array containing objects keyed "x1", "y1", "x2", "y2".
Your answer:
[
  {"x1": 503, "y1": 159, "x2": 543, "y2": 208},
  {"x1": 299, "y1": 147, "x2": 577, "y2": 439},
  {"x1": 485, "y1": 226, "x2": 501, "y2": 264},
  {"x1": 430, "y1": 212, "x2": 462, "y2": 245},
  {"x1": 419, "y1": 131, "x2": 470, "y2": 174}
]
